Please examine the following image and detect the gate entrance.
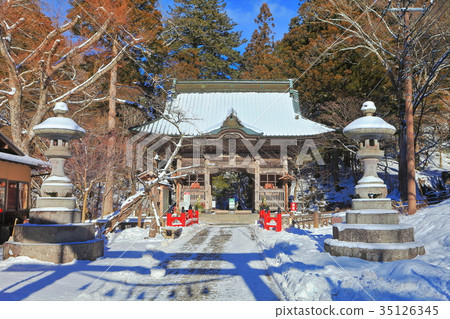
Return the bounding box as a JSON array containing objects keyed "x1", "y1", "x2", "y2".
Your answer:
[{"x1": 211, "y1": 171, "x2": 254, "y2": 211}]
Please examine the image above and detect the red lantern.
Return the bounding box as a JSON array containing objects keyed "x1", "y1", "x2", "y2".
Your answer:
[{"x1": 290, "y1": 202, "x2": 297, "y2": 212}]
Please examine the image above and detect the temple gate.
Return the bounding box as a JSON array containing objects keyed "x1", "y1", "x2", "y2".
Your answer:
[{"x1": 130, "y1": 79, "x2": 332, "y2": 213}]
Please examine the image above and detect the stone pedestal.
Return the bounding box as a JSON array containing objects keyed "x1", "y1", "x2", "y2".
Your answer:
[
  {"x1": 324, "y1": 101, "x2": 424, "y2": 261},
  {"x1": 3, "y1": 102, "x2": 103, "y2": 263}
]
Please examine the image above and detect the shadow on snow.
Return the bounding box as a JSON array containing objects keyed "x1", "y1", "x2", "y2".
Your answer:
[{"x1": 0, "y1": 242, "x2": 285, "y2": 301}]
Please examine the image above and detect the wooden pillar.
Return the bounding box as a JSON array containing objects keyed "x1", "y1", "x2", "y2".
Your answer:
[
  {"x1": 254, "y1": 159, "x2": 260, "y2": 211},
  {"x1": 159, "y1": 185, "x2": 164, "y2": 213},
  {"x1": 282, "y1": 155, "x2": 288, "y2": 173},
  {"x1": 176, "y1": 181, "x2": 181, "y2": 212},
  {"x1": 284, "y1": 179, "x2": 288, "y2": 212},
  {"x1": 175, "y1": 158, "x2": 182, "y2": 212},
  {"x1": 282, "y1": 156, "x2": 289, "y2": 211},
  {"x1": 137, "y1": 207, "x2": 142, "y2": 228},
  {"x1": 204, "y1": 159, "x2": 211, "y2": 210},
  {"x1": 313, "y1": 211, "x2": 319, "y2": 228}
]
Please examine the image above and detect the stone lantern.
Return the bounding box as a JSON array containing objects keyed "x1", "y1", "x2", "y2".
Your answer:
[
  {"x1": 3, "y1": 103, "x2": 103, "y2": 263},
  {"x1": 31, "y1": 101, "x2": 85, "y2": 224},
  {"x1": 324, "y1": 101, "x2": 425, "y2": 261},
  {"x1": 343, "y1": 101, "x2": 396, "y2": 210}
]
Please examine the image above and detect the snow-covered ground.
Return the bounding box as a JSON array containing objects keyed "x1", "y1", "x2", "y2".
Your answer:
[
  {"x1": 256, "y1": 199, "x2": 450, "y2": 301},
  {"x1": 0, "y1": 200, "x2": 449, "y2": 301}
]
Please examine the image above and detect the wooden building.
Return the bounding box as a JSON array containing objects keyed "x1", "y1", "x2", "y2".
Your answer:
[
  {"x1": 130, "y1": 80, "x2": 332, "y2": 212},
  {"x1": 0, "y1": 132, "x2": 48, "y2": 242}
]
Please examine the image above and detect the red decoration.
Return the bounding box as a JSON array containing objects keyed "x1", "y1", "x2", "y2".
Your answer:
[
  {"x1": 259, "y1": 210, "x2": 282, "y2": 232},
  {"x1": 290, "y1": 202, "x2": 297, "y2": 212},
  {"x1": 166, "y1": 210, "x2": 199, "y2": 227}
]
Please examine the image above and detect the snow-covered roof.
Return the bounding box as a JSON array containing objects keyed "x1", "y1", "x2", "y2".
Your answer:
[
  {"x1": 343, "y1": 102, "x2": 396, "y2": 140},
  {"x1": 33, "y1": 117, "x2": 85, "y2": 136},
  {"x1": 0, "y1": 132, "x2": 49, "y2": 168},
  {"x1": 32, "y1": 102, "x2": 85, "y2": 140},
  {"x1": 0, "y1": 152, "x2": 49, "y2": 168},
  {"x1": 54, "y1": 102, "x2": 69, "y2": 113},
  {"x1": 344, "y1": 116, "x2": 396, "y2": 133},
  {"x1": 131, "y1": 80, "x2": 333, "y2": 137}
]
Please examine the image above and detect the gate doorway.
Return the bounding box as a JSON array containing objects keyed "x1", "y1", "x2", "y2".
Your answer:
[{"x1": 211, "y1": 171, "x2": 254, "y2": 211}]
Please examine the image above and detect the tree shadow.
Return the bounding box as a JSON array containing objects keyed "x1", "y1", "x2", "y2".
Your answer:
[
  {"x1": 151, "y1": 248, "x2": 283, "y2": 300},
  {"x1": 286, "y1": 227, "x2": 332, "y2": 251},
  {"x1": 0, "y1": 242, "x2": 293, "y2": 301}
]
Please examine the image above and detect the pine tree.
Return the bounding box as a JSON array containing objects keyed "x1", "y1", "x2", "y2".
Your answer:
[
  {"x1": 276, "y1": 1, "x2": 392, "y2": 117},
  {"x1": 242, "y1": 3, "x2": 285, "y2": 79},
  {"x1": 166, "y1": 0, "x2": 245, "y2": 79}
]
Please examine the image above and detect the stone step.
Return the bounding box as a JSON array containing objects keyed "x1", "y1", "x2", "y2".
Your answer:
[
  {"x1": 210, "y1": 210, "x2": 253, "y2": 214},
  {"x1": 3, "y1": 239, "x2": 104, "y2": 263},
  {"x1": 332, "y1": 223, "x2": 415, "y2": 243},
  {"x1": 200, "y1": 213, "x2": 259, "y2": 225},
  {"x1": 324, "y1": 239, "x2": 425, "y2": 262},
  {"x1": 346, "y1": 209, "x2": 399, "y2": 224},
  {"x1": 13, "y1": 223, "x2": 96, "y2": 243},
  {"x1": 29, "y1": 208, "x2": 81, "y2": 224},
  {"x1": 352, "y1": 198, "x2": 392, "y2": 210}
]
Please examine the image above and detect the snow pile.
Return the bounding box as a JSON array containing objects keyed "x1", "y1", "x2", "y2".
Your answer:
[
  {"x1": 150, "y1": 267, "x2": 166, "y2": 278},
  {"x1": 254, "y1": 200, "x2": 450, "y2": 301},
  {"x1": 107, "y1": 226, "x2": 150, "y2": 242},
  {"x1": 401, "y1": 199, "x2": 450, "y2": 268}
]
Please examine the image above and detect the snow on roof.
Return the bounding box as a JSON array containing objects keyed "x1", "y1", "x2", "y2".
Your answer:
[
  {"x1": 344, "y1": 101, "x2": 395, "y2": 138},
  {"x1": 54, "y1": 102, "x2": 69, "y2": 113},
  {"x1": 33, "y1": 117, "x2": 86, "y2": 134},
  {"x1": 344, "y1": 116, "x2": 396, "y2": 133},
  {"x1": 132, "y1": 91, "x2": 333, "y2": 137},
  {"x1": 0, "y1": 151, "x2": 49, "y2": 168},
  {"x1": 361, "y1": 101, "x2": 376, "y2": 113}
]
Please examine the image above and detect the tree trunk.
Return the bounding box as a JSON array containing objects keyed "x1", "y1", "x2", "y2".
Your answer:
[
  {"x1": 82, "y1": 189, "x2": 89, "y2": 223},
  {"x1": 82, "y1": 181, "x2": 94, "y2": 222},
  {"x1": 331, "y1": 146, "x2": 339, "y2": 188},
  {"x1": 404, "y1": 11, "x2": 417, "y2": 215},
  {"x1": 9, "y1": 92, "x2": 24, "y2": 150},
  {"x1": 103, "y1": 40, "x2": 118, "y2": 215},
  {"x1": 398, "y1": 126, "x2": 408, "y2": 201}
]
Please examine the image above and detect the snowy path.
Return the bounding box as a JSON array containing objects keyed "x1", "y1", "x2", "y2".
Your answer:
[
  {"x1": 0, "y1": 225, "x2": 284, "y2": 301},
  {"x1": 134, "y1": 225, "x2": 284, "y2": 301}
]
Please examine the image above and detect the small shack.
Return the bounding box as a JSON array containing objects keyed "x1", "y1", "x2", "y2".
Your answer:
[{"x1": 0, "y1": 132, "x2": 48, "y2": 242}]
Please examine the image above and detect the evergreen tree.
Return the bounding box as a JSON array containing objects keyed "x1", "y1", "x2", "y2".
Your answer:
[
  {"x1": 276, "y1": 1, "x2": 393, "y2": 117},
  {"x1": 242, "y1": 3, "x2": 285, "y2": 79},
  {"x1": 276, "y1": 1, "x2": 395, "y2": 190},
  {"x1": 166, "y1": 0, "x2": 245, "y2": 79}
]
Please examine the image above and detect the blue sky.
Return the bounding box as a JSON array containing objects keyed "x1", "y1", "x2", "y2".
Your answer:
[
  {"x1": 158, "y1": 0, "x2": 300, "y2": 45},
  {"x1": 42, "y1": 0, "x2": 300, "y2": 51}
]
